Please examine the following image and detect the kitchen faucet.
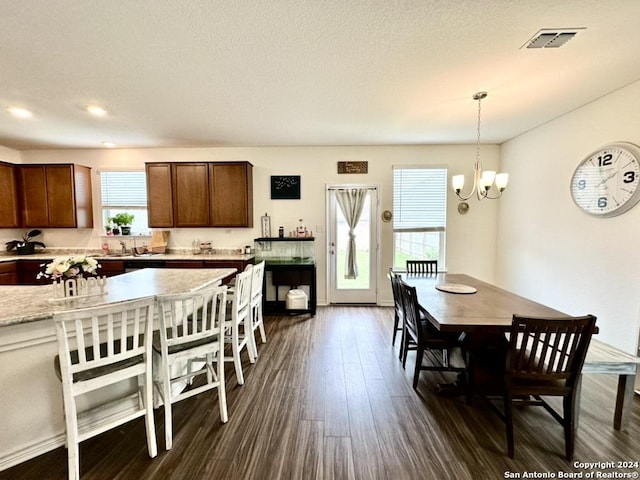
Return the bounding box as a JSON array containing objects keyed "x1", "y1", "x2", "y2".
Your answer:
[{"x1": 119, "y1": 240, "x2": 127, "y2": 255}]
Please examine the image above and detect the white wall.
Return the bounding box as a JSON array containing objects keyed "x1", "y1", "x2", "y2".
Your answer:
[
  {"x1": 498, "y1": 80, "x2": 640, "y2": 354},
  {"x1": 8, "y1": 144, "x2": 502, "y2": 306}
]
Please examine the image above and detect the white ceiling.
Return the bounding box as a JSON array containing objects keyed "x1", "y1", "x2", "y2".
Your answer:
[{"x1": 1, "y1": 0, "x2": 640, "y2": 150}]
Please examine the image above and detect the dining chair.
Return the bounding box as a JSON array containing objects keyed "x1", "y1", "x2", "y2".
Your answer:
[
  {"x1": 398, "y1": 278, "x2": 464, "y2": 389},
  {"x1": 153, "y1": 286, "x2": 229, "y2": 450},
  {"x1": 52, "y1": 297, "x2": 158, "y2": 480},
  {"x1": 387, "y1": 268, "x2": 404, "y2": 350},
  {"x1": 224, "y1": 267, "x2": 256, "y2": 385},
  {"x1": 473, "y1": 314, "x2": 597, "y2": 460},
  {"x1": 249, "y1": 260, "x2": 267, "y2": 350},
  {"x1": 406, "y1": 260, "x2": 438, "y2": 275}
]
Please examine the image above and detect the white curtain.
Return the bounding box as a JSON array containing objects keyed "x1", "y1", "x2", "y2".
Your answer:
[{"x1": 335, "y1": 188, "x2": 368, "y2": 279}]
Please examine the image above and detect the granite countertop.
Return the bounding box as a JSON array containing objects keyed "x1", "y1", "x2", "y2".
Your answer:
[{"x1": 0, "y1": 268, "x2": 237, "y2": 327}]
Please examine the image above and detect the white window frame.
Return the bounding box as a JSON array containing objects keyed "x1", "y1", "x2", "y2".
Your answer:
[
  {"x1": 99, "y1": 170, "x2": 149, "y2": 235},
  {"x1": 392, "y1": 166, "x2": 447, "y2": 270}
]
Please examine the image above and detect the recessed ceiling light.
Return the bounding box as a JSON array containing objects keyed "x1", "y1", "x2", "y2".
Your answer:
[
  {"x1": 102, "y1": 142, "x2": 116, "y2": 148},
  {"x1": 7, "y1": 107, "x2": 33, "y2": 118},
  {"x1": 86, "y1": 105, "x2": 107, "y2": 116}
]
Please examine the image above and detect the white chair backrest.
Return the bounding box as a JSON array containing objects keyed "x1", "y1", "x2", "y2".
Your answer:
[
  {"x1": 250, "y1": 261, "x2": 265, "y2": 301},
  {"x1": 156, "y1": 286, "x2": 227, "y2": 348},
  {"x1": 53, "y1": 297, "x2": 155, "y2": 378},
  {"x1": 232, "y1": 268, "x2": 253, "y2": 321}
]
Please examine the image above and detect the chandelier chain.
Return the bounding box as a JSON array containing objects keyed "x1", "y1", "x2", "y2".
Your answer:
[{"x1": 476, "y1": 95, "x2": 482, "y2": 163}]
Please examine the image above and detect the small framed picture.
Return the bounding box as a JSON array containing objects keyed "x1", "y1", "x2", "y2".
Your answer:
[{"x1": 271, "y1": 175, "x2": 301, "y2": 200}]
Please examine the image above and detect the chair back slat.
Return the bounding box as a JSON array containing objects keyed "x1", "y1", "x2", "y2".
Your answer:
[
  {"x1": 233, "y1": 268, "x2": 253, "y2": 320},
  {"x1": 388, "y1": 269, "x2": 403, "y2": 313},
  {"x1": 406, "y1": 260, "x2": 438, "y2": 275},
  {"x1": 508, "y1": 315, "x2": 596, "y2": 384},
  {"x1": 53, "y1": 297, "x2": 155, "y2": 377},
  {"x1": 251, "y1": 261, "x2": 265, "y2": 303},
  {"x1": 398, "y1": 279, "x2": 420, "y2": 342},
  {"x1": 156, "y1": 286, "x2": 228, "y2": 349}
]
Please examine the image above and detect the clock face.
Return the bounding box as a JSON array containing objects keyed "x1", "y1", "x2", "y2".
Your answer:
[{"x1": 570, "y1": 142, "x2": 640, "y2": 217}]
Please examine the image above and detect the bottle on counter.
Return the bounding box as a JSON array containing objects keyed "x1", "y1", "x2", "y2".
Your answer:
[
  {"x1": 244, "y1": 245, "x2": 251, "y2": 254},
  {"x1": 278, "y1": 226, "x2": 284, "y2": 238}
]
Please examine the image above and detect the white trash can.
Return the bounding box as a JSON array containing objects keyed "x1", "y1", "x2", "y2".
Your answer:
[{"x1": 286, "y1": 289, "x2": 308, "y2": 309}]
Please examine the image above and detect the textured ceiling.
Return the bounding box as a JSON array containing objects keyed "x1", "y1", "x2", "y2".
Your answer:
[{"x1": 1, "y1": 0, "x2": 640, "y2": 150}]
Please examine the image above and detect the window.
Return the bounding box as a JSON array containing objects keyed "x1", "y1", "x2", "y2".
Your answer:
[
  {"x1": 100, "y1": 171, "x2": 149, "y2": 234},
  {"x1": 392, "y1": 167, "x2": 447, "y2": 270}
]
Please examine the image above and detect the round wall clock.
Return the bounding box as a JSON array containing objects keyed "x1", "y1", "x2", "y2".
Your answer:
[{"x1": 570, "y1": 142, "x2": 640, "y2": 217}]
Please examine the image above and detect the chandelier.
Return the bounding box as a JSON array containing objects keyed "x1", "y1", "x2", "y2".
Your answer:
[{"x1": 452, "y1": 92, "x2": 508, "y2": 200}]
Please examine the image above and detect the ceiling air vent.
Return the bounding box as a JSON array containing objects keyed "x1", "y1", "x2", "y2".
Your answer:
[{"x1": 522, "y1": 28, "x2": 584, "y2": 49}]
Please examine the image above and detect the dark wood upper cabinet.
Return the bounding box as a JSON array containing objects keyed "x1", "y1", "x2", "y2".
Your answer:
[
  {"x1": 209, "y1": 162, "x2": 253, "y2": 227},
  {"x1": 146, "y1": 161, "x2": 253, "y2": 228},
  {"x1": 0, "y1": 162, "x2": 20, "y2": 228},
  {"x1": 173, "y1": 163, "x2": 211, "y2": 227},
  {"x1": 145, "y1": 163, "x2": 174, "y2": 227},
  {"x1": 17, "y1": 164, "x2": 93, "y2": 228}
]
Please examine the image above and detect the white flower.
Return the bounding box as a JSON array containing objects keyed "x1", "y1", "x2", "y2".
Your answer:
[{"x1": 37, "y1": 255, "x2": 101, "y2": 280}]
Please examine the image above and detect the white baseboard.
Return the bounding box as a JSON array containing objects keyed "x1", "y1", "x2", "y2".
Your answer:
[{"x1": 0, "y1": 433, "x2": 65, "y2": 472}]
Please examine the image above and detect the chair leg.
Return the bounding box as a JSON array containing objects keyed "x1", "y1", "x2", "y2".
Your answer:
[
  {"x1": 216, "y1": 348, "x2": 228, "y2": 423},
  {"x1": 392, "y1": 312, "x2": 399, "y2": 346},
  {"x1": 68, "y1": 440, "x2": 80, "y2": 480},
  {"x1": 412, "y1": 347, "x2": 424, "y2": 389},
  {"x1": 401, "y1": 329, "x2": 409, "y2": 368},
  {"x1": 245, "y1": 315, "x2": 258, "y2": 364},
  {"x1": 231, "y1": 324, "x2": 245, "y2": 385},
  {"x1": 563, "y1": 393, "x2": 577, "y2": 460},
  {"x1": 64, "y1": 398, "x2": 80, "y2": 480},
  {"x1": 256, "y1": 303, "x2": 267, "y2": 343},
  {"x1": 504, "y1": 391, "x2": 515, "y2": 458},
  {"x1": 162, "y1": 364, "x2": 173, "y2": 450},
  {"x1": 142, "y1": 370, "x2": 158, "y2": 458}
]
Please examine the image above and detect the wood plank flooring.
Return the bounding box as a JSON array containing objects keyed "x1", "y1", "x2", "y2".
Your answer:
[{"x1": 2, "y1": 306, "x2": 639, "y2": 479}]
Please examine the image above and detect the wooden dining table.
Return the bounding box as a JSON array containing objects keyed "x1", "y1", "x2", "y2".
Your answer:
[{"x1": 400, "y1": 272, "x2": 639, "y2": 431}]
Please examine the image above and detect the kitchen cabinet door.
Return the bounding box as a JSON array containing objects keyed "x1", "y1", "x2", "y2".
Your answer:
[
  {"x1": 146, "y1": 163, "x2": 174, "y2": 227},
  {"x1": 18, "y1": 259, "x2": 52, "y2": 285},
  {"x1": 46, "y1": 165, "x2": 76, "y2": 227},
  {"x1": 0, "y1": 261, "x2": 18, "y2": 285},
  {"x1": 17, "y1": 166, "x2": 50, "y2": 227},
  {"x1": 172, "y1": 163, "x2": 210, "y2": 227},
  {"x1": 209, "y1": 162, "x2": 253, "y2": 227},
  {"x1": 17, "y1": 164, "x2": 93, "y2": 228},
  {"x1": 0, "y1": 162, "x2": 20, "y2": 228}
]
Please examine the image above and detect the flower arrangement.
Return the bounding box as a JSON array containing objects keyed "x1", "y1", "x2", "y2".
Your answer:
[{"x1": 37, "y1": 255, "x2": 101, "y2": 280}]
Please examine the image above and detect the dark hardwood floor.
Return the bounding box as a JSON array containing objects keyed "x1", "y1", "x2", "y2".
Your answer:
[{"x1": 2, "y1": 306, "x2": 639, "y2": 479}]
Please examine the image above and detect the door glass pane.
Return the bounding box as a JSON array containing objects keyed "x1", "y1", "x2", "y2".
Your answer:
[{"x1": 336, "y1": 195, "x2": 371, "y2": 290}]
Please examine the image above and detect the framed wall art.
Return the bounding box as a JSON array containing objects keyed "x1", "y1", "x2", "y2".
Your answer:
[{"x1": 271, "y1": 175, "x2": 301, "y2": 199}]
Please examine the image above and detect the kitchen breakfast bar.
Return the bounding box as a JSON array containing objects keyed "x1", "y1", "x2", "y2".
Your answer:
[{"x1": 0, "y1": 268, "x2": 236, "y2": 471}]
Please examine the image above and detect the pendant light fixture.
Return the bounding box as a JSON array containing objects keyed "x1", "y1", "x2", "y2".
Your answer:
[{"x1": 452, "y1": 92, "x2": 508, "y2": 200}]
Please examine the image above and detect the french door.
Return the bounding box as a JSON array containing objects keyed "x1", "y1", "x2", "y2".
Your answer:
[{"x1": 327, "y1": 185, "x2": 378, "y2": 304}]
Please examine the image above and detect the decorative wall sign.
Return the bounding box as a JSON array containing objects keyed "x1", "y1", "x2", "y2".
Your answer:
[
  {"x1": 271, "y1": 175, "x2": 301, "y2": 199},
  {"x1": 261, "y1": 213, "x2": 272, "y2": 237},
  {"x1": 337, "y1": 161, "x2": 368, "y2": 174}
]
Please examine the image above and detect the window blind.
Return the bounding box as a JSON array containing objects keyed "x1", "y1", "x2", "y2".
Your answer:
[
  {"x1": 101, "y1": 171, "x2": 147, "y2": 207},
  {"x1": 393, "y1": 167, "x2": 447, "y2": 232}
]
